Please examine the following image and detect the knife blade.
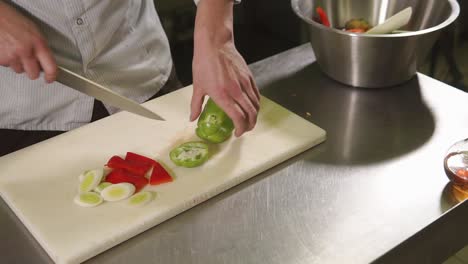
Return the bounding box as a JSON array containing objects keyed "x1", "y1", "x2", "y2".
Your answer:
[{"x1": 56, "y1": 66, "x2": 165, "y2": 121}]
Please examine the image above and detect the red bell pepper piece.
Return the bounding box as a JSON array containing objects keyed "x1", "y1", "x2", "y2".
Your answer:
[
  {"x1": 125, "y1": 152, "x2": 173, "y2": 185},
  {"x1": 150, "y1": 162, "x2": 173, "y2": 185},
  {"x1": 105, "y1": 169, "x2": 148, "y2": 192},
  {"x1": 107, "y1": 155, "x2": 152, "y2": 177},
  {"x1": 346, "y1": 28, "x2": 365, "y2": 33},
  {"x1": 316, "y1": 7, "x2": 330, "y2": 27},
  {"x1": 125, "y1": 152, "x2": 157, "y2": 167}
]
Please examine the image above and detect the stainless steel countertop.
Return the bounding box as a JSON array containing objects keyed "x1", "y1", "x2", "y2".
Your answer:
[{"x1": 1, "y1": 44, "x2": 467, "y2": 264}]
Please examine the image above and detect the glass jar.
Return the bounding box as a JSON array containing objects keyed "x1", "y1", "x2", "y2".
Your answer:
[{"x1": 444, "y1": 138, "x2": 468, "y2": 202}]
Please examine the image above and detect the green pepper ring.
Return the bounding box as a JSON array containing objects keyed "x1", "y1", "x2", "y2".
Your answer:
[{"x1": 169, "y1": 141, "x2": 210, "y2": 168}]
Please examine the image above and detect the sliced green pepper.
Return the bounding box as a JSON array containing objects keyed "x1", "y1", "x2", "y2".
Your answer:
[
  {"x1": 196, "y1": 98, "x2": 234, "y2": 144},
  {"x1": 169, "y1": 142, "x2": 210, "y2": 168}
]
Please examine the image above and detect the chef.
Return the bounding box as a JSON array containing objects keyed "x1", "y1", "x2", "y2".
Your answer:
[{"x1": 0, "y1": 0, "x2": 260, "y2": 156}]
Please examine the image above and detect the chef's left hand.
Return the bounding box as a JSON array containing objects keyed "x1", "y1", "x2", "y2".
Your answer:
[{"x1": 191, "y1": 0, "x2": 260, "y2": 137}]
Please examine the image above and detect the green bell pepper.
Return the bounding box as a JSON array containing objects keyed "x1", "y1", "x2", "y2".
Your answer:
[
  {"x1": 196, "y1": 98, "x2": 234, "y2": 144},
  {"x1": 170, "y1": 141, "x2": 210, "y2": 168}
]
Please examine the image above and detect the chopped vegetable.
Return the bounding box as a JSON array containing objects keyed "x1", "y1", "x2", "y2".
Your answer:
[
  {"x1": 74, "y1": 192, "x2": 103, "y2": 207},
  {"x1": 346, "y1": 28, "x2": 366, "y2": 33},
  {"x1": 74, "y1": 152, "x2": 171, "y2": 207},
  {"x1": 170, "y1": 141, "x2": 209, "y2": 168},
  {"x1": 78, "y1": 170, "x2": 87, "y2": 182},
  {"x1": 149, "y1": 162, "x2": 173, "y2": 185},
  {"x1": 105, "y1": 169, "x2": 148, "y2": 192},
  {"x1": 127, "y1": 191, "x2": 154, "y2": 207},
  {"x1": 101, "y1": 183, "x2": 135, "y2": 202},
  {"x1": 345, "y1": 18, "x2": 371, "y2": 32},
  {"x1": 125, "y1": 152, "x2": 157, "y2": 167},
  {"x1": 94, "y1": 182, "x2": 113, "y2": 194},
  {"x1": 196, "y1": 98, "x2": 234, "y2": 144},
  {"x1": 316, "y1": 7, "x2": 330, "y2": 27},
  {"x1": 125, "y1": 152, "x2": 173, "y2": 185},
  {"x1": 78, "y1": 169, "x2": 104, "y2": 193},
  {"x1": 106, "y1": 156, "x2": 152, "y2": 177}
]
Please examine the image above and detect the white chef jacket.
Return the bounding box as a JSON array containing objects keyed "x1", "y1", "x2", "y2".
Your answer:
[{"x1": 0, "y1": 0, "x2": 174, "y2": 131}]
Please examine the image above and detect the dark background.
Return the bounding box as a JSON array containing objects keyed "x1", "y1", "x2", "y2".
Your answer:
[{"x1": 155, "y1": 0, "x2": 468, "y2": 91}]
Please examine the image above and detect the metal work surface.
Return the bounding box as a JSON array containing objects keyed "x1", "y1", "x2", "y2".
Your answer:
[{"x1": 1, "y1": 44, "x2": 467, "y2": 263}]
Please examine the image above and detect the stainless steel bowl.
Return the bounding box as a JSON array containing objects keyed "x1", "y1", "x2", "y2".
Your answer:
[{"x1": 291, "y1": 0, "x2": 460, "y2": 88}]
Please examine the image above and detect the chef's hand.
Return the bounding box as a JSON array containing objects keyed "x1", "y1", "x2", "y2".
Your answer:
[
  {"x1": 191, "y1": 0, "x2": 260, "y2": 137},
  {"x1": 0, "y1": 2, "x2": 57, "y2": 83}
]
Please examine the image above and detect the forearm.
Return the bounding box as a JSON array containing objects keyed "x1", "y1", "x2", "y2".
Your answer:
[
  {"x1": 191, "y1": 0, "x2": 259, "y2": 136},
  {"x1": 0, "y1": 1, "x2": 13, "y2": 17},
  {"x1": 194, "y1": 0, "x2": 235, "y2": 51}
]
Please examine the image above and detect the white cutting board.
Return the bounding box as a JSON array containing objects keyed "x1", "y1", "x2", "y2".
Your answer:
[{"x1": 0, "y1": 86, "x2": 326, "y2": 264}]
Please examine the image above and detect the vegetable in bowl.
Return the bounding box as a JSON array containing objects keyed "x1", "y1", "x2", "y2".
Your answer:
[{"x1": 345, "y1": 18, "x2": 371, "y2": 33}]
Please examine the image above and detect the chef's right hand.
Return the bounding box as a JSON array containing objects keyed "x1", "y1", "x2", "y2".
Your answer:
[{"x1": 0, "y1": 2, "x2": 57, "y2": 83}]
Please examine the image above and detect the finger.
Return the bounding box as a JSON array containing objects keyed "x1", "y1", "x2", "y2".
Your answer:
[
  {"x1": 228, "y1": 80, "x2": 258, "y2": 131},
  {"x1": 240, "y1": 75, "x2": 260, "y2": 111},
  {"x1": 35, "y1": 40, "x2": 57, "y2": 83},
  {"x1": 9, "y1": 60, "x2": 24, "y2": 74},
  {"x1": 232, "y1": 91, "x2": 257, "y2": 132},
  {"x1": 226, "y1": 84, "x2": 257, "y2": 134},
  {"x1": 0, "y1": 52, "x2": 14, "y2": 66},
  {"x1": 220, "y1": 100, "x2": 247, "y2": 137},
  {"x1": 250, "y1": 76, "x2": 260, "y2": 101},
  {"x1": 190, "y1": 87, "x2": 205, "y2": 121},
  {"x1": 21, "y1": 56, "x2": 41, "y2": 80},
  {"x1": 212, "y1": 93, "x2": 248, "y2": 136}
]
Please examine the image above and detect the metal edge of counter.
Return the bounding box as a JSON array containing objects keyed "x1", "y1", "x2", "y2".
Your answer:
[{"x1": 372, "y1": 200, "x2": 468, "y2": 264}]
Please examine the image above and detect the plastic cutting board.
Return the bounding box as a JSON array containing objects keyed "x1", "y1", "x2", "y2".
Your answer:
[{"x1": 0, "y1": 86, "x2": 326, "y2": 264}]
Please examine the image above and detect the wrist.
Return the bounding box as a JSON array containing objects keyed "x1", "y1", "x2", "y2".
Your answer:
[
  {"x1": 194, "y1": 0, "x2": 234, "y2": 50},
  {"x1": 0, "y1": 1, "x2": 9, "y2": 12}
]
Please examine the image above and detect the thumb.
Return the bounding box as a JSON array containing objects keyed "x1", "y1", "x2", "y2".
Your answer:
[{"x1": 190, "y1": 87, "x2": 205, "y2": 121}]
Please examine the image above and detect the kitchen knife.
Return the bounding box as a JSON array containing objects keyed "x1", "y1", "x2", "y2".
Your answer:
[{"x1": 56, "y1": 66, "x2": 165, "y2": 121}]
